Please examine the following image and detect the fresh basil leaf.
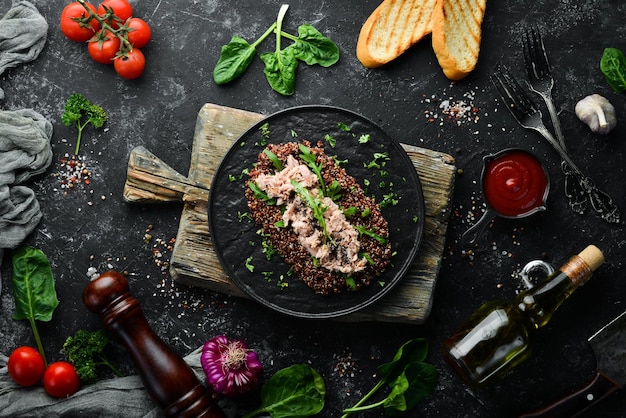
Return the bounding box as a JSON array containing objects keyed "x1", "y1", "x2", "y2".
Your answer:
[
  {"x1": 213, "y1": 36, "x2": 257, "y2": 84},
  {"x1": 290, "y1": 24, "x2": 340, "y2": 67},
  {"x1": 12, "y1": 246, "x2": 59, "y2": 322},
  {"x1": 260, "y1": 47, "x2": 298, "y2": 96},
  {"x1": 600, "y1": 47, "x2": 626, "y2": 93}
]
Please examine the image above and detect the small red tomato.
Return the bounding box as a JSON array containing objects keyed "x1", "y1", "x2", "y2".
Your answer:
[
  {"x1": 60, "y1": 2, "x2": 100, "y2": 42},
  {"x1": 43, "y1": 362, "x2": 80, "y2": 398},
  {"x1": 126, "y1": 17, "x2": 152, "y2": 49},
  {"x1": 114, "y1": 48, "x2": 146, "y2": 80},
  {"x1": 88, "y1": 30, "x2": 121, "y2": 64},
  {"x1": 7, "y1": 346, "x2": 46, "y2": 387},
  {"x1": 98, "y1": 0, "x2": 133, "y2": 28}
]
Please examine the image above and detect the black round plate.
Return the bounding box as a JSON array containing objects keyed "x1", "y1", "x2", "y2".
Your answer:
[{"x1": 208, "y1": 106, "x2": 425, "y2": 319}]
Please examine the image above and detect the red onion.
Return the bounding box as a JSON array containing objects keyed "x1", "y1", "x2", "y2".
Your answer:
[{"x1": 201, "y1": 335, "x2": 263, "y2": 397}]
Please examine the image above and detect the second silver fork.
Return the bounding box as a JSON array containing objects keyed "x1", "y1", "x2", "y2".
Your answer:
[{"x1": 522, "y1": 27, "x2": 589, "y2": 214}]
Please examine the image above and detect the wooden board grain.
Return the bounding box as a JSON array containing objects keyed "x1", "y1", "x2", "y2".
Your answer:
[{"x1": 123, "y1": 103, "x2": 456, "y2": 323}]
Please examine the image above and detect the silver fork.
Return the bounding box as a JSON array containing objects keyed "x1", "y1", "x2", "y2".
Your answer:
[
  {"x1": 491, "y1": 65, "x2": 620, "y2": 224},
  {"x1": 522, "y1": 27, "x2": 588, "y2": 214}
]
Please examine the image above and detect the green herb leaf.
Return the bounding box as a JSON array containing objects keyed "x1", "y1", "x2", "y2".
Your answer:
[
  {"x1": 213, "y1": 36, "x2": 258, "y2": 84},
  {"x1": 12, "y1": 247, "x2": 59, "y2": 365},
  {"x1": 377, "y1": 338, "x2": 429, "y2": 380},
  {"x1": 242, "y1": 364, "x2": 326, "y2": 418},
  {"x1": 288, "y1": 24, "x2": 340, "y2": 67},
  {"x1": 385, "y1": 362, "x2": 438, "y2": 417},
  {"x1": 12, "y1": 247, "x2": 58, "y2": 323},
  {"x1": 298, "y1": 144, "x2": 327, "y2": 195},
  {"x1": 264, "y1": 149, "x2": 284, "y2": 171},
  {"x1": 248, "y1": 181, "x2": 276, "y2": 205},
  {"x1": 600, "y1": 47, "x2": 626, "y2": 93},
  {"x1": 62, "y1": 93, "x2": 107, "y2": 155},
  {"x1": 261, "y1": 47, "x2": 299, "y2": 96},
  {"x1": 355, "y1": 225, "x2": 387, "y2": 245},
  {"x1": 291, "y1": 179, "x2": 330, "y2": 242},
  {"x1": 341, "y1": 338, "x2": 438, "y2": 418}
]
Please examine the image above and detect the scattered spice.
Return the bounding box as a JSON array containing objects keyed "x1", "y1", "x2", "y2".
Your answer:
[
  {"x1": 421, "y1": 84, "x2": 482, "y2": 127},
  {"x1": 52, "y1": 154, "x2": 93, "y2": 193},
  {"x1": 333, "y1": 351, "x2": 358, "y2": 378},
  {"x1": 142, "y1": 225, "x2": 208, "y2": 318}
]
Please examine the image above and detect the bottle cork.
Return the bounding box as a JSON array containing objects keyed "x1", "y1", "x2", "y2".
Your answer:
[{"x1": 578, "y1": 245, "x2": 605, "y2": 272}]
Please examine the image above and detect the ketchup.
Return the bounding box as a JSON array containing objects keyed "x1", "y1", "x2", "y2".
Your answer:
[{"x1": 482, "y1": 150, "x2": 548, "y2": 217}]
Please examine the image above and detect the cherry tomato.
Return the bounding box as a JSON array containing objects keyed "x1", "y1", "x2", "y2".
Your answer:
[
  {"x1": 60, "y1": 2, "x2": 100, "y2": 42},
  {"x1": 126, "y1": 18, "x2": 152, "y2": 49},
  {"x1": 114, "y1": 48, "x2": 145, "y2": 80},
  {"x1": 88, "y1": 30, "x2": 121, "y2": 64},
  {"x1": 43, "y1": 362, "x2": 80, "y2": 398},
  {"x1": 98, "y1": 0, "x2": 133, "y2": 28},
  {"x1": 7, "y1": 346, "x2": 46, "y2": 387}
]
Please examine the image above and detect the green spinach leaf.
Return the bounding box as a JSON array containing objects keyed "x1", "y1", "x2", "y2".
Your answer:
[
  {"x1": 341, "y1": 338, "x2": 438, "y2": 417},
  {"x1": 385, "y1": 362, "x2": 439, "y2": 417},
  {"x1": 12, "y1": 246, "x2": 59, "y2": 365},
  {"x1": 377, "y1": 338, "x2": 429, "y2": 381},
  {"x1": 242, "y1": 364, "x2": 326, "y2": 418},
  {"x1": 261, "y1": 48, "x2": 298, "y2": 95},
  {"x1": 212, "y1": 4, "x2": 339, "y2": 95},
  {"x1": 260, "y1": 5, "x2": 298, "y2": 96},
  {"x1": 213, "y1": 36, "x2": 258, "y2": 84},
  {"x1": 287, "y1": 24, "x2": 340, "y2": 67},
  {"x1": 600, "y1": 47, "x2": 626, "y2": 93}
]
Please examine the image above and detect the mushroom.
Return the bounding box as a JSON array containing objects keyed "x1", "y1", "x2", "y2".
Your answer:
[{"x1": 575, "y1": 94, "x2": 617, "y2": 135}]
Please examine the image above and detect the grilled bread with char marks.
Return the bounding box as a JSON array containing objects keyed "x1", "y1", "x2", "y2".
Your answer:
[
  {"x1": 356, "y1": 0, "x2": 438, "y2": 68},
  {"x1": 431, "y1": 0, "x2": 487, "y2": 80}
]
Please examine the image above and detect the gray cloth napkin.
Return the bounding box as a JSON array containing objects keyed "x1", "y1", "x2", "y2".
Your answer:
[
  {"x1": 0, "y1": 0, "x2": 50, "y2": 288},
  {"x1": 0, "y1": 108, "x2": 53, "y2": 285},
  {"x1": 0, "y1": 348, "x2": 237, "y2": 418},
  {"x1": 0, "y1": 1, "x2": 48, "y2": 100},
  {"x1": 0, "y1": 1, "x2": 52, "y2": 291}
]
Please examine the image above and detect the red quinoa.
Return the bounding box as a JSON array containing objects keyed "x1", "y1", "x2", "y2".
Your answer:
[{"x1": 246, "y1": 141, "x2": 392, "y2": 295}]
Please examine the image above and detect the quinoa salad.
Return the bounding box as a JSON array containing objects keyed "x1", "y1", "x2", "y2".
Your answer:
[{"x1": 245, "y1": 140, "x2": 393, "y2": 295}]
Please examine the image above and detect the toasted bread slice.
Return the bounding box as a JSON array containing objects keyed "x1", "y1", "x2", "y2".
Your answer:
[
  {"x1": 432, "y1": 0, "x2": 487, "y2": 80},
  {"x1": 356, "y1": 0, "x2": 438, "y2": 68}
]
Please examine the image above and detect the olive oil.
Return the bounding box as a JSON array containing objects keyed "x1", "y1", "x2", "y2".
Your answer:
[{"x1": 442, "y1": 245, "x2": 605, "y2": 389}]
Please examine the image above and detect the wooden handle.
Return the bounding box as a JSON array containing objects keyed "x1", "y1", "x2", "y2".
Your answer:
[
  {"x1": 123, "y1": 146, "x2": 208, "y2": 204},
  {"x1": 83, "y1": 271, "x2": 224, "y2": 418},
  {"x1": 517, "y1": 371, "x2": 621, "y2": 418}
]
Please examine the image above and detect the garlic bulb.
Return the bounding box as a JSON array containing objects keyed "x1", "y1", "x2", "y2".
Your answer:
[{"x1": 575, "y1": 94, "x2": 617, "y2": 135}]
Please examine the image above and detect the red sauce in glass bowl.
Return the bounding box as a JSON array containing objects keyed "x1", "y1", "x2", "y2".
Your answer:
[{"x1": 482, "y1": 149, "x2": 549, "y2": 218}]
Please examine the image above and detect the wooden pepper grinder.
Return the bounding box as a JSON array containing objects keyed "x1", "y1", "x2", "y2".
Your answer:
[{"x1": 83, "y1": 270, "x2": 224, "y2": 418}]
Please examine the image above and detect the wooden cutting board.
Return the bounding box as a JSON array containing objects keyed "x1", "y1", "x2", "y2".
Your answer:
[{"x1": 123, "y1": 103, "x2": 456, "y2": 323}]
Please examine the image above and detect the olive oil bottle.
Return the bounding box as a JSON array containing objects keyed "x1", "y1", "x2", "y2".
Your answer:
[{"x1": 442, "y1": 245, "x2": 605, "y2": 389}]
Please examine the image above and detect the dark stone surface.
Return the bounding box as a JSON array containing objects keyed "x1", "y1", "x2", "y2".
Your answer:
[{"x1": 1, "y1": 0, "x2": 625, "y2": 417}]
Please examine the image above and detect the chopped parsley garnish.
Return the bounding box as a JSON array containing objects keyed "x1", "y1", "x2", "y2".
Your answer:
[
  {"x1": 245, "y1": 256, "x2": 254, "y2": 272},
  {"x1": 258, "y1": 122, "x2": 270, "y2": 146},
  {"x1": 337, "y1": 122, "x2": 350, "y2": 132},
  {"x1": 238, "y1": 211, "x2": 252, "y2": 222}
]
